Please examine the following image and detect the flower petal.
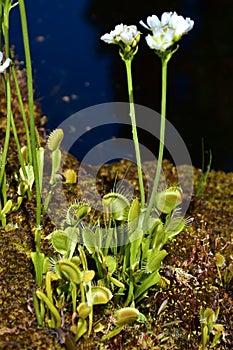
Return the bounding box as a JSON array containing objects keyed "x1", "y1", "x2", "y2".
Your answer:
[
  {"x1": 169, "y1": 13, "x2": 194, "y2": 37},
  {"x1": 101, "y1": 23, "x2": 140, "y2": 47},
  {"x1": 113, "y1": 24, "x2": 124, "y2": 35},
  {"x1": 139, "y1": 20, "x2": 150, "y2": 30},
  {"x1": 145, "y1": 27, "x2": 174, "y2": 52},
  {"x1": 161, "y1": 12, "x2": 173, "y2": 26},
  {"x1": 100, "y1": 33, "x2": 115, "y2": 43},
  {"x1": 0, "y1": 58, "x2": 11, "y2": 73},
  {"x1": 145, "y1": 34, "x2": 160, "y2": 50},
  {"x1": 147, "y1": 15, "x2": 161, "y2": 30},
  {"x1": 0, "y1": 51, "x2": 3, "y2": 63}
]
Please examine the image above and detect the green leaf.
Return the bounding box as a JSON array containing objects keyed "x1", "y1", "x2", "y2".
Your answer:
[
  {"x1": 109, "y1": 276, "x2": 125, "y2": 289},
  {"x1": 210, "y1": 324, "x2": 224, "y2": 348},
  {"x1": 31, "y1": 251, "x2": 45, "y2": 287},
  {"x1": 102, "y1": 192, "x2": 130, "y2": 221},
  {"x1": 55, "y1": 259, "x2": 82, "y2": 284},
  {"x1": 164, "y1": 217, "x2": 186, "y2": 240},
  {"x1": 19, "y1": 164, "x2": 34, "y2": 191},
  {"x1": 47, "y1": 128, "x2": 64, "y2": 151},
  {"x1": 134, "y1": 270, "x2": 161, "y2": 300},
  {"x1": 50, "y1": 149, "x2": 61, "y2": 184},
  {"x1": 155, "y1": 187, "x2": 182, "y2": 214},
  {"x1": 65, "y1": 226, "x2": 79, "y2": 258},
  {"x1": 1, "y1": 199, "x2": 12, "y2": 215},
  {"x1": 36, "y1": 290, "x2": 61, "y2": 328},
  {"x1": 77, "y1": 302, "x2": 92, "y2": 319},
  {"x1": 128, "y1": 198, "x2": 140, "y2": 233},
  {"x1": 50, "y1": 230, "x2": 70, "y2": 256},
  {"x1": 82, "y1": 227, "x2": 96, "y2": 254},
  {"x1": 36, "y1": 147, "x2": 44, "y2": 192},
  {"x1": 104, "y1": 255, "x2": 117, "y2": 275},
  {"x1": 74, "y1": 318, "x2": 88, "y2": 342},
  {"x1": 82, "y1": 270, "x2": 95, "y2": 283},
  {"x1": 146, "y1": 249, "x2": 168, "y2": 273},
  {"x1": 102, "y1": 325, "x2": 124, "y2": 340},
  {"x1": 115, "y1": 307, "x2": 140, "y2": 327},
  {"x1": 130, "y1": 228, "x2": 143, "y2": 268},
  {"x1": 215, "y1": 252, "x2": 225, "y2": 268},
  {"x1": 91, "y1": 286, "x2": 113, "y2": 305},
  {"x1": 74, "y1": 204, "x2": 91, "y2": 222},
  {"x1": 201, "y1": 324, "x2": 209, "y2": 347}
]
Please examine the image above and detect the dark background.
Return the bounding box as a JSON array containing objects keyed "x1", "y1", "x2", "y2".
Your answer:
[{"x1": 9, "y1": 0, "x2": 233, "y2": 171}]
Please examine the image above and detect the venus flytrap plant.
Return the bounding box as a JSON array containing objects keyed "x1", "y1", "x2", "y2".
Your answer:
[
  {"x1": 199, "y1": 306, "x2": 224, "y2": 349},
  {"x1": 36, "y1": 224, "x2": 113, "y2": 341},
  {"x1": 48, "y1": 185, "x2": 187, "y2": 340},
  {"x1": 223, "y1": 262, "x2": 233, "y2": 289},
  {"x1": 0, "y1": 4, "x2": 196, "y2": 343},
  {"x1": 0, "y1": 198, "x2": 12, "y2": 227},
  {"x1": 215, "y1": 252, "x2": 225, "y2": 286},
  {"x1": 102, "y1": 307, "x2": 145, "y2": 340},
  {"x1": 81, "y1": 185, "x2": 186, "y2": 305},
  {"x1": 38, "y1": 181, "x2": 187, "y2": 342},
  {"x1": 43, "y1": 128, "x2": 64, "y2": 213}
]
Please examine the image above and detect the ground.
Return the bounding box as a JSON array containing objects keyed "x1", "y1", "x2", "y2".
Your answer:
[{"x1": 0, "y1": 68, "x2": 232, "y2": 349}]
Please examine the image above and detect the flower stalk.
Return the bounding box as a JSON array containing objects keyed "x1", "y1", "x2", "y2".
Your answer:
[
  {"x1": 124, "y1": 58, "x2": 145, "y2": 208},
  {"x1": 101, "y1": 24, "x2": 145, "y2": 207},
  {"x1": 18, "y1": 0, "x2": 41, "y2": 237},
  {"x1": 143, "y1": 54, "x2": 169, "y2": 226},
  {"x1": 140, "y1": 12, "x2": 194, "y2": 227},
  {"x1": 0, "y1": 1, "x2": 11, "y2": 193}
]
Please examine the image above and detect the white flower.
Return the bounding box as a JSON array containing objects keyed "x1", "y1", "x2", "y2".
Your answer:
[
  {"x1": 0, "y1": 51, "x2": 11, "y2": 73},
  {"x1": 140, "y1": 12, "x2": 173, "y2": 31},
  {"x1": 145, "y1": 28, "x2": 174, "y2": 52},
  {"x1": 120, "y1": 25, "x2": 138, "y2": 45},
  {"x1": 101, "y1": 24, "x2": 140, "y2": 47},
  {"x1": 101, "y1": 24, "x2": 124, "y2": 44},
  {"x1": 140, "y1": 11, "x2": 194, "y2": 52},
  {"x1": 169, "y1": 12, "x2": 194, "y2": 39},
  {"x1": 140, "y1": 15, "x2": 161, "y2": 31},
  {"x1": 161, "y1": 12, "x2": 173, "y2": 26}
]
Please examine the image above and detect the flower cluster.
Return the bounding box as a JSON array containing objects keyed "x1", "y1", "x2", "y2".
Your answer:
[
  {"x1": 0, "y1": 51, "x2": 11, "y2": 73},
  {"x1": 140, "y1": 12, "x2": 194, "y2": 52},
  {"x1": 101, "y1": 24, "x2": 141, "y2": 60}
]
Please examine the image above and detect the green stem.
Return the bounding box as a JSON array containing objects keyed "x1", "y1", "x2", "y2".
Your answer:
[
  {"x1": 0, "y1": 1, "x2": 30, "y2": 205},
  {"x1": 124, "y1": 274, "x2": 134, "y2": 307},
  {"x1": 143, "y1": 56, "x2": 169, "y2": 228},
  {"x1": 0, "y1": 70, "x2": 11, "y2": 193},
  {"x1": 11, "y1": 64, "x2": 32, "y2": 163},
  {"x1": 32, "y1": 291, "x2": 43, "y2": 325},
  {"x1": 9, "y1": 109, "x2": 31, "y2": 196},
  {"x1": 36, "y1": 290, "x2": 61, "y2": 328},
  {"x1": 18, "y1": 0, "x2": 41, "y2": 235},
  {"x1": 124, "y1": 59, "x2": 145, "y2": 208},
  {"x1": 0, "y1": 5, "x2": 3, "y2": 50},
  {"x1": 0, "y1": 2, "x2": 11, "y2": 193}
]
